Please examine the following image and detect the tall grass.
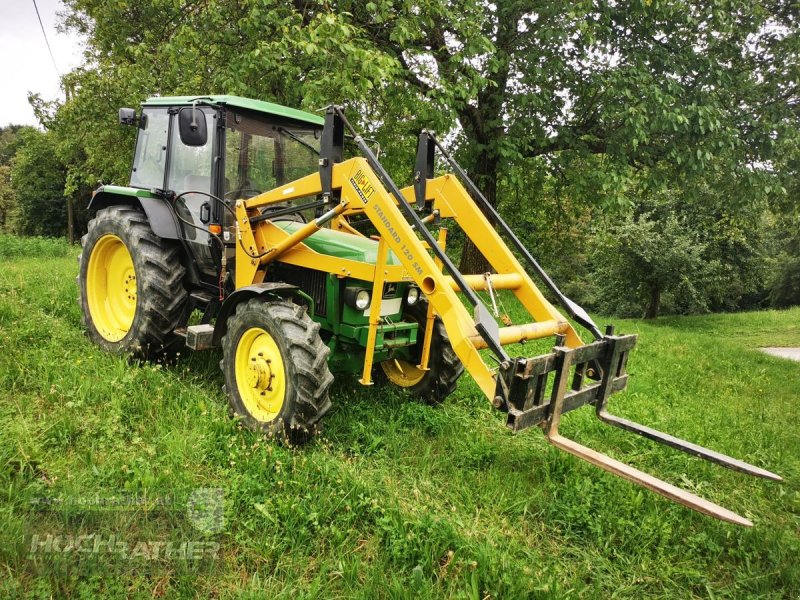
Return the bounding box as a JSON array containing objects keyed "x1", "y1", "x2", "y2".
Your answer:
[
  {"x1": 0, "y1": 235, "x2": 797, "y2": 598},
  {"x1": 0, "y1": 234, "x2": 74, "y2": 259}
]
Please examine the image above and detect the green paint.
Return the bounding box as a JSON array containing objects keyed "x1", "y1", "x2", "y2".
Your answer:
[
  {"x1": 143, "y1": 95, "x2": 324, "y2": 127},
  {"x1": 96, "y1": 185, "x2": 157, "y2": 199},
  {"x1": 273, "y1": 222, "x2": 401, "y2": 265}
]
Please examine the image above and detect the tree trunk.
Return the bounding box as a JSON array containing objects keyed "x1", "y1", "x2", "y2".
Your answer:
[
  {"x1": 644, "y1": 285, "x2": 661, "y2": 319},
  {"x1": 457, "y1": 153, "x2": 498, "y2": 274},
  {"x1": 67, "y1": 197, "x2": 74, "y2": 244}
]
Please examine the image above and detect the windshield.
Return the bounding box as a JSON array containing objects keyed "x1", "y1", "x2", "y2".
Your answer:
[{"x1": 224, "y1": 112, "x2": 321, "y2": 199}]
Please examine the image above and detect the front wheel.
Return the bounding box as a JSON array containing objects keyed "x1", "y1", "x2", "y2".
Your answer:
[
  {"x1": 379, "y1": 301, "x2": 464, "y2": 405},
  {"x1": 221, "y1": 298, "x2": 333, "y2": 444}
]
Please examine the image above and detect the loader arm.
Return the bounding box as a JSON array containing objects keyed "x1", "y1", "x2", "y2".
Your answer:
[
  {"x1": 233, "y1": 106, "x2": 781, "y2": 526},
  {"x1": 235, "y1": 156, "x2": 500, "y2": 398}
]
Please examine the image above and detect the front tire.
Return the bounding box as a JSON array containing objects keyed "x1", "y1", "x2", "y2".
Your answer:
[
  {"x1": 379, "y1": 300, "x2": 464, "y2": 404},
  {"x1": 78, "y1": 205, "x2": 187, "y2": 360},
  {"x1": 221, "y1": 298, "x2": 333, "y2": 444}
]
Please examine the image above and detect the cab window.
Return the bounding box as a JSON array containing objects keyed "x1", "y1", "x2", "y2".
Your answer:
[{"x1": 130, "y1": 108, "x2": 169, "y2": 189}]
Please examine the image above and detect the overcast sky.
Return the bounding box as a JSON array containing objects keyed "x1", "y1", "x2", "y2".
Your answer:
[{"x1": 0, "y1": 0, "x2": 84, "y2": 127}]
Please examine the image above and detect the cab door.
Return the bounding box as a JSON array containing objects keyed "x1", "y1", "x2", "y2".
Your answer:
[{"x1": 166, "y1": 106, "x2": 219, "y2": 276}]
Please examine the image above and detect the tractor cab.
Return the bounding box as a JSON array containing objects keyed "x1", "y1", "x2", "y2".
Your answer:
[
  {"x1": 103, "y1": 95, "x2": 417, "y2": 368},
  {"x1": 118, "y1": 95, "x2": 324, "y2": 276}
]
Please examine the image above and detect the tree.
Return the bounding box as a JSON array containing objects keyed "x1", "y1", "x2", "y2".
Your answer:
[
  {"x1": 0, "y1": 126, "x2": 25, "y2": 233},
  {"x1": 54, "y1": 0, "x2": 403, "y2": 193},
  {"x1": 9, "y1": 129, "x2": 69, "y2": 237},
  {"x1": 585, "y1": 167, "x2": 781, "y2": 319},
  {"x1": 0, "y1": 125, "x2": 25, "y2": 166},
  {"x1": 589, "y1": 210, "x2": 721, "y2": 319},
  {"x1": 0, "y1": 165, "x2": 16, "y2": 232},
  {"x1": 339, "y1": 1, "x2": 799, "y2": 272},
  {"x1": 45, "y1": 1, "x2": 799, "y2": 291}
]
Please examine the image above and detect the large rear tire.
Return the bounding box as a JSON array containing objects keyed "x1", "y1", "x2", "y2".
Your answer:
[
  {"x1": 378, "y1": 300, "x2": 464, "y2": 405},
  {"x1": 78, "y1": 205, "x2": 187, "y2": 360},
  {"x1": 221, "y1": 298, "x2": 333, "y2": 444}
]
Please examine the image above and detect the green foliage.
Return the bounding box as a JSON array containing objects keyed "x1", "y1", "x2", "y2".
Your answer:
[
  {"x1": 14, "y1": 0, "x2": 797, "y2": 308},
  {"x1": 590, "y1": 209, "x2": 722, "y2": 318},
  {"x1": 0, "y1": 126, "x2": 28, "y2": 233},
  {"x1": 0, "y1": 165, "x2": 16, "y2": 233},
  {"x1": 0, "y1": 234, "x2": 73, "y2": 258},
  {"x1": 51, "y1": 1, "x2": 799, "y2": 202},
  {"x1": 769, "y1": 226, "x2": 800, "y2": 308},
  {"x1": 1, "y1": 243, "x2": 799, "y2": 597},
  {"x1": 8, "y1": 128, "x2": 68, "y2": 237},
  {"x1": 0, "y1": 125, "x2": 25, "y2": 166},
  {"x1": 585, "y1": 176, "x2": 780, "y2": 319},
  {"x1": 770, "y1": 255, "x2": 800, "y2": 308}
]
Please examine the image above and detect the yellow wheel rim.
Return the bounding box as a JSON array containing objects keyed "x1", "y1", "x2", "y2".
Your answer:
[
  {"x1": 234, "y1": 327, "x2": 286, "y2": 422},
  {"x1": 86, "y1": 234, "x2": 137, "y2": 342},
  {"x1": 380, "y1": 358, "x2": 426, "y2": 388}
]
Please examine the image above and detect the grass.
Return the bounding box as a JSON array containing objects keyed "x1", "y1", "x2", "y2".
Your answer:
[{"x1": 0, "y1": 232, "x2": 798, "y2": 598}]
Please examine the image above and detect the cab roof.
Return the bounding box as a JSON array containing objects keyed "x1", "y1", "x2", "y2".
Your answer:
[{"x1": 142, "y1": 95, "x2": 324, "y2": 127}]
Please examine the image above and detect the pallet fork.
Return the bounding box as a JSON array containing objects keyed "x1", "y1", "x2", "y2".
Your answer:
[{"x1": 234, "y1": 106, "x2": 781, "y2": 526}]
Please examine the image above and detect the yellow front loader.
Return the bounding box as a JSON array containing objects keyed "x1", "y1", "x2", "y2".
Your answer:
[{"x1": 228, "y1": 106, "x2": 780, "y2": 527}]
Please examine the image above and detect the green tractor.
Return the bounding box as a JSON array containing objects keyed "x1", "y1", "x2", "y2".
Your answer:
[
  {"x1": 79, "y1": 96, "x2": 460, "y2": 443},
  {"x1": 78, "y1": 95, "x2": 780, "y2": 526}
]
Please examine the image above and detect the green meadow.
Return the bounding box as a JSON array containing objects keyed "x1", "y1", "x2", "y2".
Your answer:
[{"x1": 0, "y1": 235, "x2": 797, "y2": 598}]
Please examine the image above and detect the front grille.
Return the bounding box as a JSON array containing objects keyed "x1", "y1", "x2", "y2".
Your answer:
[{"x1": 267, "y1": 266, "x2": 327, "y2": 317}]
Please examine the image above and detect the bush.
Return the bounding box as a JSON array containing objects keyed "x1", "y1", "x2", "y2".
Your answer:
[
  {"x1": 770, "y1": 255, "x2": 800, "y2": 308},
  {"x1": 9, "y1": 128, "x2": 68, "y2": 237},
  {"x1": 0, "y1": 234, "x2": 71, "y2": 259}
]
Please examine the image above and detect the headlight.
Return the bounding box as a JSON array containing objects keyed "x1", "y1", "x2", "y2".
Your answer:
[
  {"x1": 406, "y1": 286, "x2": 420, "y2": 305},
  {"x1": 355, "y1": 289, "x2": 371, "y2": 310}
]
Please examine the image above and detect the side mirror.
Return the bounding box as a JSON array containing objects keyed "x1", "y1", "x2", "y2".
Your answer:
[
  {"x1": 178, "y1": 106, "x2": 208, "y2": 146},
  {"x1": 118, "y1": 108, "x2": 137, "y2": 126}
]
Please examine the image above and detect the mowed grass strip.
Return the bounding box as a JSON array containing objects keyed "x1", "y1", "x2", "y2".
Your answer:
[{"x1": 0, "y1": 234, "x2": 797, "y2": 599}]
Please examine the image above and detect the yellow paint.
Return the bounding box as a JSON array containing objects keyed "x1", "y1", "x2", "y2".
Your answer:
[
  {"x1": 86, "y1": 234, "x2": 136, "y2": 342},
  {"x1": 359, "y1": 237, "x2": 389, "y2": 385},
  {"x1": 381, "y1": 358, "x2": 426, "y2": 387},
  {"x1": 423, "y1": 175, "x2": 583, "y2": 348},
  {"x1": 233, "y1": 156, "x2": 582, "y2": 405},
  {"x1": 234, "y1": 326, "x2": 286, "y2": 422},
  {"x1": 417, "y1": 227, "x2": 447, "y2": 371},
  {"x1": 336, "y1": 158, "x2": 498, "y2": 398}
]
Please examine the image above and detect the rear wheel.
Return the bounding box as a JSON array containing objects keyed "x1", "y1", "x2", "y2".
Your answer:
[
  {"x1": 78, "y1": 206, "x2": 187, "y2": 359},
  {"x1": 379, "y1": 301, "x2": 464, "y2": 404},
  {"x1": 221, "y1": 298, "x2": 333, "y2": 444}
]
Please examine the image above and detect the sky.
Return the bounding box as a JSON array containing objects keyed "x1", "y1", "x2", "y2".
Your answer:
[{"x1": 0, "y1": 0, "x2": 85, "y2": 127}]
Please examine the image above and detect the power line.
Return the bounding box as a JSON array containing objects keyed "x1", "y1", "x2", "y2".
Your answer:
[{"x1": 32, "y1": 0, "x2": 60, "y2": 77}]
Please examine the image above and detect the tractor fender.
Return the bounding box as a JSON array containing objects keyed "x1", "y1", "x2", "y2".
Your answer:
[
  {"x1": 212, "y1": 283, "x2": 311, "y2": 345},
  {"x1": 89, "y1": 187, "x2": 180, "y2": 240}
]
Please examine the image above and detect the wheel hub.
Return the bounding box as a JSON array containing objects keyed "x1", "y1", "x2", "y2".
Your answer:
[
  {"x1": 234, "y1": 327, "x2": 286, "y2": 422},
  {"x1": 247, "y1": 355, "x2": 275, "y2": 392},
  {"x1": 123, "y1": 270, "x2": 136, "y2": 303}
]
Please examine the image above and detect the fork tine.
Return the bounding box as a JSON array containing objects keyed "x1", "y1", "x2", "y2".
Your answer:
[
  {"x1": 546, "y1": 433, "x2": 753, "y2": 527},
  {"x1": 597, "y1": 409, "x2": 782, "y2": 481}
]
